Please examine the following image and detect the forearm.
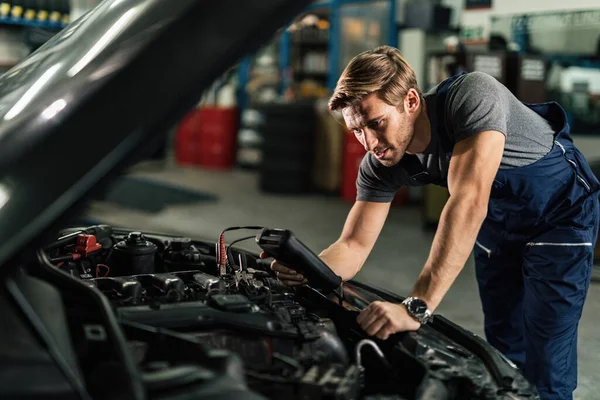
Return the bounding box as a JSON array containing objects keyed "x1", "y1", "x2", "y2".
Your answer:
[
  {"x1": 410, "y1": 196, "x2": 487, "y2": 311},
  {"x1": 319, "y1": 239, "x2": 368, "y2": 281}
]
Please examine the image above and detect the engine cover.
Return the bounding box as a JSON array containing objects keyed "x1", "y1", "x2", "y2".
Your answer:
[{"x1": 89, "y1": 270, "x2": 358, "y2": 399}]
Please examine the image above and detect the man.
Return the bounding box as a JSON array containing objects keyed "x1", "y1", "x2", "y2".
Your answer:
[{"x1": 266, "y1": 45, "x2": 599, "y2": 400}]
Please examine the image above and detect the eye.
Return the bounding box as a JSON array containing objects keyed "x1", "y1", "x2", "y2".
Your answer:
[
  {"x1": 352, "y1": 129, "x2": 363, "y2": 136},
  {"x1": 368, "y1": 119, "x2": 382, "y2": 129}
]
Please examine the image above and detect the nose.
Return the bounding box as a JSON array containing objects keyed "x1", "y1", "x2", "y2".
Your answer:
[{"x1": 363, "y1": 129, "x2": 379, "y2": 152}]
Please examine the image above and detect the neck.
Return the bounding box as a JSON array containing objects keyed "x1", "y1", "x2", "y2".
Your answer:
[{"x1": 406, "y1": 99, "x2": 431, "y2": 154}]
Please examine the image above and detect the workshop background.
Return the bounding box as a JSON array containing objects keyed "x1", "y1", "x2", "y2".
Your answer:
[{"x1": 3, "y1": 1, "x2": 599, "y2": 398}]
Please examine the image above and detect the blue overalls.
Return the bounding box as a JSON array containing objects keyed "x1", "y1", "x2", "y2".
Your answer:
[{"x1": 401, "y1": 73, "x2": 600, "y2": 400}]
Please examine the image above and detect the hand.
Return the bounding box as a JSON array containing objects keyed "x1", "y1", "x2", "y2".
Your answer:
[
  {"x1": 357, "y1": 301, "x2": 421, "y2": 340},
  {"x1": 259, "y1": 251, "x2": 308, "y2": 286}
]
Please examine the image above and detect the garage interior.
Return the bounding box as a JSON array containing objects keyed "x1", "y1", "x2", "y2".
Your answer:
[{"x1": 3, "y1": 0, "x2": 600, "y2": 399}]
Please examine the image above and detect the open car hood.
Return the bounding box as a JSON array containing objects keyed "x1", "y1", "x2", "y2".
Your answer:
[{"x1": 0, "y1": 0, "x2": 311, "y2": 270}]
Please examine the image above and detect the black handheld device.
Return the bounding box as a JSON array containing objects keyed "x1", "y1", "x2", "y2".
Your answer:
[{"x1": 255, "y1": 228, "x2": 342, "y2": 293}]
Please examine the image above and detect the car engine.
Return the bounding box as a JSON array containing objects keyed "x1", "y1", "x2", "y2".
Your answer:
[{"x1": 37, "y1": 224, "x2": 538, "y2": 400}]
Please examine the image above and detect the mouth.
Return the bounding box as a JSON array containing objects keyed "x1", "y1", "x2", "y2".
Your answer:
[{"x1": 374, "y1": 148, "x2": 389, "y2": 160}]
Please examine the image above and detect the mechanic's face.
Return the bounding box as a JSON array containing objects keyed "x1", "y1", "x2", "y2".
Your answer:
[{"x1": 341, "y1": 92, "x2": 418, "y2": 167}]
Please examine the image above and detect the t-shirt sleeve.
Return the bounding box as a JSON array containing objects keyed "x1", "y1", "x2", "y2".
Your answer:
[
  {"x1": 445, "y1": 71, "x2": 509, "y2": 143},
  {"x1": 356, "y1": 153, "x2": 405, "y2": 202}
]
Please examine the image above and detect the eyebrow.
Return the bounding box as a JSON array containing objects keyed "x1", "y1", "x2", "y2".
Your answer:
[{"x1": 347, "y1": 115, "x2": 384, "y2": 130}]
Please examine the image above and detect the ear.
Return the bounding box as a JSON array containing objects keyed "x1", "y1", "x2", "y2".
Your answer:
[{"x1": 404, "y1": 88, "x2": 420, "y2": 115}]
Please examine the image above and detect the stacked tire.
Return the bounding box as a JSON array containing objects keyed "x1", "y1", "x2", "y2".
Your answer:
[
  {"x1": 257, "y1": 102, "x2": 316, "y2": 194},
  {"x1": 236, "y1": 108, "x2": 265, "y2": 170}
]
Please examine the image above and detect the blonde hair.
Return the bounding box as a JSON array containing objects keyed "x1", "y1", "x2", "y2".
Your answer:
[{"x1": 328, "y1": 45, "x2": 420, "y2": 112}]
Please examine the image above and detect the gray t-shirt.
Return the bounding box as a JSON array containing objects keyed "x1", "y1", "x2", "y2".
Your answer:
[{"x1": 356, "y1": 71, "x2": 556, "y2": 202}]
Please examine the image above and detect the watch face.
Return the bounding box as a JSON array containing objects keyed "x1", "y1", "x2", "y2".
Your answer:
[{"x1": 408, "y1": 298, "x2": 428, "y2": 316}]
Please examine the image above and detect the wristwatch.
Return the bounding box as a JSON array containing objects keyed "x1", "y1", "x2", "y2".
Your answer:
[{"x1": 402, "y1": 297, "x2": 433, "y2": 325}]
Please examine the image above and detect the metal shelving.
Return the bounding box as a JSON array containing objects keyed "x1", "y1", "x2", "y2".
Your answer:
[
  {"x1": 237, "y1": 0, "x2": 398, "y2": 109},
  {"x1": 0, "y1": 1, "x2": 70, "y2": 30},
  {"x1": 279, "y1": 0, "x2": 397, "y2": 95},
  {"x1": 0, "y1": 16, "x2": 67, "y2": 29}
]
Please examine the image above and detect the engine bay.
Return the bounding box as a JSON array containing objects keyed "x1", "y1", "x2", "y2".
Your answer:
[{"x1": 36, "y1": 224, "x2": 538, "y2": 400}]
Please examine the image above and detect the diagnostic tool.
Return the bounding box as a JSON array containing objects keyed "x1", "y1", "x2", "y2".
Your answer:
[{"x1": 255, "y1": 228, "x2": 343, "y2": 293}]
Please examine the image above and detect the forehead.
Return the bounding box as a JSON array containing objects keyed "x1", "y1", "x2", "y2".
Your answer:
[{"x1": 341, "y1": 93, "x2": 388, "y2": 127}]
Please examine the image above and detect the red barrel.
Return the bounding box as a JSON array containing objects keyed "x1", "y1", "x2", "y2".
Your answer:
[
  {"x1": 341, "y1": 131, "x2": 366, "y2": 203},
  {"x1": 197, "y1": 107, "x2": 239, "y2": 169},
  {"x1": 174, "y1": 109, "x2": 201, "y2": 166}
]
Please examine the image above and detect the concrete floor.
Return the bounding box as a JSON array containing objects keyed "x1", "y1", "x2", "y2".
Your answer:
[{"x1": 86, "y1": 161, "x2": 600, "y2": 400}]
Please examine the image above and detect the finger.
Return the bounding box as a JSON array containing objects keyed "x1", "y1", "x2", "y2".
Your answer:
[
  {"x1": 276, "y1": 272, "x2": 303, "y2": 280},
  {"x1": 260, "y1": 251, "x2": 275, "y2": 259},
  {"x1": 356, "y1": 302, "x2": 379, "y2": 324},
  {"x1": 361, "y1": 310, "x2": 386, "y2": 333},
  {"x1": 375, "y1": 321, "x2": 394, "y2": 340},
  {"x1": 376, "y1": 328, "x2": 390, "y2": 340},
  {"x1": 276, "y1": 272, "x2": 305, "y2": 281},
  {"x1": 281, "y1": 279, "x2": 308, "y2": 286},
  {"x1": 357, "y1": 305, "x2": 383, "y2": 327},
  {"x1": 360, "y1": 310, "x2": 378, "y2": 330},
  {"x1": 365, "y1": 316, "x2": 388, "y2": 337},
  {"x1": 356, "y1": 308, "x2": 370, "y2": 325},
  {"x1": 270, "y1": 261, "x2": 297, "y2": 275},
  {"x1": 357, "y1": 304, "x2": 376, "y2": 325}
]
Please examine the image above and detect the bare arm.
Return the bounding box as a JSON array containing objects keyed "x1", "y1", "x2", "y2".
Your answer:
[
  {"x1": 269, "y1": 200, "x2": 391, "y2": 284},
  {"x1": 409, "y1": 130, "x2": 505, "y2": 311},
  {"x1": 319, "y1": 200, "x2": 391, "y2": 280}
]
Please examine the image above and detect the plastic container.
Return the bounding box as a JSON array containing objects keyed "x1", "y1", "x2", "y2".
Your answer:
[
  {"x1": 174, "y1": 109, "x2": 202, "y2": 166},
  {"x1": 197, "y1": 107, "x2": 239, "y2": 169},
  {"x1": 341, "y1": 131, "x2": 366, "y2": 203}
]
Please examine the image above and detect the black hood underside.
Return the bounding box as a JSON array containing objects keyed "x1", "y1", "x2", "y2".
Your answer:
[{"x1": 0, "y1": 0, "x2": 311, "y2": 271}]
